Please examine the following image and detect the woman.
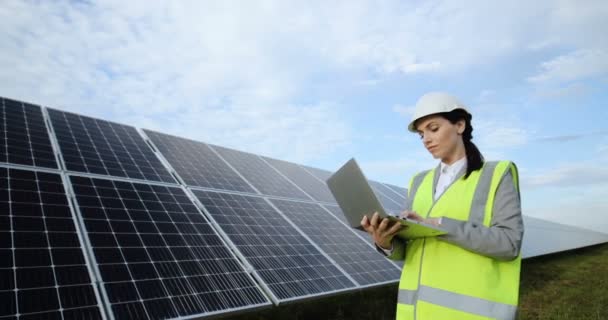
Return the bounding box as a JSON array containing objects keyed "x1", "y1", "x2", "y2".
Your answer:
[{"x1": 361, "y1": 92, "x2": 524, "y2": 320}]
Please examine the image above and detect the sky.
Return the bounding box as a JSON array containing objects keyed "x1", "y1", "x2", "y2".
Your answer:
[{"x1": 0, "y1": 0, "x2": 607, "y2": 233}]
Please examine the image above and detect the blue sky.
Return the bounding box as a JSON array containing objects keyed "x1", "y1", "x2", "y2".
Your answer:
[{"x1": 0, "y1": 0, "x2": 607, "y2": 233}]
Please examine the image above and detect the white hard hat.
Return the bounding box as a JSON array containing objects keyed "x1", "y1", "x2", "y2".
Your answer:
[{"x1": 408, "y1": 92, "x2": 469, "y2": 132}]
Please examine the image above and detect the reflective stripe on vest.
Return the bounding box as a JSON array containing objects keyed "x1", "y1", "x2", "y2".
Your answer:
[
  {"x1": 398, "y1": 286, "x2": 517, "y2": 320},
  {"x1": 406, "y1": 170, "x2": 429, "y2": 210},
  {"x1": 469, "y1": 161, "x2": 498, "y2": 224}
]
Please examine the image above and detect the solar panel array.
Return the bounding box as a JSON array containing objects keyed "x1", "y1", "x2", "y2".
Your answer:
[
  {"x1": 1, "y1": 96, "x2": 409, "y2": 319},
  {"x1": 3, "y1": 95, "x2": 608, "y2": 319}
]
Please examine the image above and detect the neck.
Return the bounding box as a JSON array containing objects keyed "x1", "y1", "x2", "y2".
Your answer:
[{"x1": 442, "y1": 145, "x2": 466, "y2": 165}]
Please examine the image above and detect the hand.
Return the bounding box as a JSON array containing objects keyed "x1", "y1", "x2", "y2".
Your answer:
[
  {"x1": 360, "y1": 212, "x2": 403, "y2": 250},
  {"x1": 400, "y1": 210, "x2": 441, "y2": 227}
]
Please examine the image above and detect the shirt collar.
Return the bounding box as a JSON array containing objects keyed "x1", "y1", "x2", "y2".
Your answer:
[{"x1": 440, "y1": 156, "x2": 467, "y2": 176}]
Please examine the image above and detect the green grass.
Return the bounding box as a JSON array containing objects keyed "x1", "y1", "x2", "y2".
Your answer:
[
  {"x1": 518, "y1": 243, "x2": 608, "y2": 320},
  {"x1": 226, "y1": 243, "x2": 608, "y2": 320}
]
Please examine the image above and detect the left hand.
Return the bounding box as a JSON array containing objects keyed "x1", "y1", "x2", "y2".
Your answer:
[{"x1": 400, "y1": 211, "x2": 441, "y2": 227}]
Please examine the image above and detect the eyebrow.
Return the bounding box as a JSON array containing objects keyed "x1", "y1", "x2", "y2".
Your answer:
[{"x1": 416, "y1": 122, "x2": 439, "y2": 133}]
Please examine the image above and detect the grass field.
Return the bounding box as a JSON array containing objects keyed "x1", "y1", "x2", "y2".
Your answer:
[{"x1": 228, "y1": 243, "x2": 608, "y2": 320}]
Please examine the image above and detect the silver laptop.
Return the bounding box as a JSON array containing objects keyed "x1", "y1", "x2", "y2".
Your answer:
[{"x1": 326, "y1": 158, "x2": 446, "y2": 239}]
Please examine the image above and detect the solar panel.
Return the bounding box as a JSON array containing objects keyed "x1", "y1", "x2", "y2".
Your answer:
[
  {"x1": 262, "y1": 157, "x2": 336, "y2": 203},
  {"x1": 522, "y1": 216, "x2": 608, "y2": 258},
  {"x1": 69, "y1": 176, "x2": 270, "y2": 319},
  {"x1": 0, "y1": 167, "x2": 104, "y2": 319},
  {"x1": 210, "y1": 145, "x2": 311, "y2": 200},
  {"x1": 47, "y1": 109, "x2": 175, "y2": 183},
  {"x1": 300, "y1": 165, "x2": 333, "y2": 183},
  {"x1": 191, "y1": 189, "x2": 356, "y2": 301},
  {"x1": 322, "y1": 204, "x2": 375, "y2": 242},
  {"x1": 368, "y1": 182, "x2": 403, "y2": 214},
  {"x1": 322, "y1": 204, "x2": 404, "y2": 268},
  {"x1": 368, "y1": 180, "x2": 405, "y2": 212},
  {"x1": 143, "y1": 130, "x2": 255, "y2": 193},
  {"x1": 1, "y1": 97, "x2": 58, "y2": 169},
  {"x1": 384, "y1": 183, "x2": 407, "y2": 201},
  {"x1": 269, "y1": 199, "x2": 400, "y2": 286}
]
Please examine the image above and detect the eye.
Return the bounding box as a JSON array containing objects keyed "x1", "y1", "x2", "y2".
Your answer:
[
  {"x1": 430, "y1": 126, "x2": 439, "y2": 132},
  {"x1": 418, "y1": 132, "x2": 424, "y2": 139}
]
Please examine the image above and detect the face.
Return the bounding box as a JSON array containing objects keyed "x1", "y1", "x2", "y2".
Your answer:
[{"x1": 414, "y1": 114, "x2": 466, "y2": 164}]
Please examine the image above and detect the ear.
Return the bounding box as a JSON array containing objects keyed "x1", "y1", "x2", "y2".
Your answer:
[{"x1": 456, "y1": 120, "x2": 466, "y2": 135}]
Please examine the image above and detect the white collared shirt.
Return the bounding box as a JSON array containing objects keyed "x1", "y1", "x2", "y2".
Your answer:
[{"x1": 435, "y1": 157, "x2": 467, "y2": 200}]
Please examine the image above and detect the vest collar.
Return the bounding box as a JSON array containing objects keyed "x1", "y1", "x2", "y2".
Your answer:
[{"x1": 432, "y1": 161, "x2": 468, "y2": 202}]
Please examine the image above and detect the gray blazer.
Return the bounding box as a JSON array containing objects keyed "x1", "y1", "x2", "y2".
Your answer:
[{"x1": 389, "y1": 164, "x2": 524, "y2": 261}]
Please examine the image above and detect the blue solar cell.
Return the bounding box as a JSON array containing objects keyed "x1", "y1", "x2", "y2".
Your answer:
[
  {"x1": 144, "y1": 130, "x2": 256, "y2": 193},
  {"x1": 0, "y1": 97, "x2": 57, "y2": 169},
  {"x1": 211, "y1": 145, "x2": 310, "y2": 200},
  {"x1": 48, "y1": 109, "x2": 175, "y2": 183},
  {"x1": 263, "y1": 157, "x2": 336, "y2": 203}
]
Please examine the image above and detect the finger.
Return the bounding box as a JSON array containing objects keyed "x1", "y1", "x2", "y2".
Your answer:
[
  {"x1": 407, "y1": 212, "x2": 423, "y2": 221},
  {"x1": 378, "y1": 218, "x2": 390, "y2": 232},
  {"x1": 370, "y1": 212, "x2": 379, "y2": 227},
  {"x1": 400, "y1": 210, "x2": 413, "y2": 218},
  {"x1": 360, "y1": 215, "x2": 368, "y2": 227},
  {"x1": 361, "y1": 216, "x2": 374, "y2": 233},
  {"x1": 386, "y1": 222, "x2": 403, "y2": 236}
]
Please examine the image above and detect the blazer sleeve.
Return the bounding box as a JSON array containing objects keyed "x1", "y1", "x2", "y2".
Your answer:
[{"x1": 437, "y1": 169, "x2": 525, "y2": 261}]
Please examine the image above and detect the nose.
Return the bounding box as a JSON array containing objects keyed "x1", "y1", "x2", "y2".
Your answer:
[{"x1": 422, "y1": 133, "x2": 432, "y2": 146}]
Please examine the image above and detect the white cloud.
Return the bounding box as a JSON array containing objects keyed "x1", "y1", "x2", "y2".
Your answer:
[
  {"x1": 392, "y1": 104, "x2": 415, "y2": 118},
  {"x1": 476, "y1": 90, "x2": 496, "y2": 103},
  {"x1": 523, "y1": 162, "x2": 608, "y2": 188},
  {"x1": 475, "y1": 120, "x2": 529, "y2": 150},
  {"x1": 361, "y1": 152, "x2": 431, "y2": 185},
  {"x1": 0, "y1": 0, "x2": 357, "y2": 163},
  {"x1": 532, "y1": 82, "x2": 589, "y2": 100},
  {"x1": 528, "y1": 49, "x2": 608, "y2": 83},
  {"x1": 0, "y1": 0, "x2": 607, "y2": 163},
  {"x1": 136, "y1": 101, "x2": 353, "y2": 163}
]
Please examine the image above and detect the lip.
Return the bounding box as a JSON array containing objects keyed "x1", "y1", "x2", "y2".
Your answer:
[{"x1": 427, "y1": 145, "x2": 438, "y2": 152}]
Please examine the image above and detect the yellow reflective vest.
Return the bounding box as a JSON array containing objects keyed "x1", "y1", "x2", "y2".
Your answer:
[{"x1": 394, "y1": 161, "x2": 521, "y2": 320}]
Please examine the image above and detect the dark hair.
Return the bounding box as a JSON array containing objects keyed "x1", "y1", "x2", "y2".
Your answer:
[{"x1": 441, "y1": 109, "x2": 484, "y2": 179}]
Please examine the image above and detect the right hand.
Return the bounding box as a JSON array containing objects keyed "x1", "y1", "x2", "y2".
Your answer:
[{"x1": 361, "y1": 212, "x2": 403, "y2": 250}]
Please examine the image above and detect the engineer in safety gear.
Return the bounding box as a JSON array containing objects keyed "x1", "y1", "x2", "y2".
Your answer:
[{"x1": 361, "y1": 92, "x2": 524, "y2": 320}]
